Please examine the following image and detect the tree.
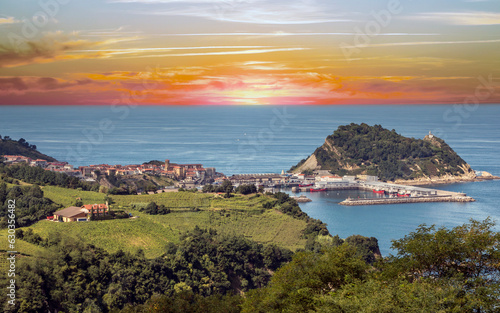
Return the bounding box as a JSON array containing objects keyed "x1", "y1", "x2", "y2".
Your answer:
[
  {"x1": 345, "y1": 235, "x2": 380, "y2": 264},
  {"x1": 144, "y1": 202, "x2": 158, "y2": 214},
  {"x1": 242, "y1": 245, "x2": 368, "y2": 313},
  {"x1": 0, "y1": 182, "x2": 7, "y2": 204},
  {"x1": 146, "y1": 184, "x2": 157, "y2": 193},
  {"x1": 158, "y1": 204, "x2": 171, "y2": 214},
  {"x1": 386, "y1": 218, "x2": 500, "y2": 282},
  {"x1": 27, "y1": 184, "x2": 43, "y2": 198},
  {"x1": 318, "y1": 277, "x2": 468, "y2": 313},
  {"x1": 220, "y1": 180, "x2": 233, "y2": 198},
  {"x1": 104, "y1": 195, "x2": 114, "y2": 206},
  {"x1": 202, "y1": 184, "x2": 214, "y2": 193},
  {"x1": 378, "y1": 218, "x2": 500, "y2": 312},
  {"x1": 237, "y1": 184, "x2": 257, "y2": 195}
]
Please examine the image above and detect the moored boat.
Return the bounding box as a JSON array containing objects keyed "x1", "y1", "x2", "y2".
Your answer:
[
  {"x1": 397, "y1": 191, "x2": 410, "y2": 197},
  {"x1": 310, "y1": 188, "x2": 327, "y2": 192}
]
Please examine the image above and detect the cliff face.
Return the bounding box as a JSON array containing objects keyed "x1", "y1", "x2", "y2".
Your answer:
[{"x1": 290, "y1": 123, "x2": 475, "y2": 182}]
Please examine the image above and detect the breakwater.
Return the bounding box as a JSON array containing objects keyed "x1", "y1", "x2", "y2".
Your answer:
[
  {"x1": 339, "y1": 196, "x2": 475, "y2": 206},
  {"x1": 291, "y1": 195, "x2": 312, "y2": 203}
]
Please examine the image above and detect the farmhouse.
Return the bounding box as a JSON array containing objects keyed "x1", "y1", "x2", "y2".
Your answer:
[
  {"x1": 53, "y1": 203, "x2": 110, "y2": 222},
  {"x1": 53, "y1": 206, "x2": 88, "y2": 222}
]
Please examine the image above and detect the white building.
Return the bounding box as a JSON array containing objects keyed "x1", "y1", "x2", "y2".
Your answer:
[{"x1": 316, "y1": 175, "x2": 343, "y2": 182}]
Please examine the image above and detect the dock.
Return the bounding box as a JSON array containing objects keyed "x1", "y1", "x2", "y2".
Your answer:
[{"x1": 339, "y1": 196, "x2": 475, "y2": 206}]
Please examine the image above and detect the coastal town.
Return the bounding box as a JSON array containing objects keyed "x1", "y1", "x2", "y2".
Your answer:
[{"x1": 1, "y1": 155, "x2": 218, "y2": 185}]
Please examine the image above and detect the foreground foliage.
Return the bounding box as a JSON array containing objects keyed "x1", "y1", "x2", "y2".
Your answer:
[
  {"x1": 241, "y1": 218, "x2": 500, "y2": 313},
  {"x1": 1, "y1": 228, "x2": 292, "y2": 312},
  {"x1": 3, "y1": 219, "x2": 495, "y2": 312}
]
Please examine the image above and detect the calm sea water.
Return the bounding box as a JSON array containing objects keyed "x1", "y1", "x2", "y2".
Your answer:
[{"x1": 1, "y1": 105, "x2": 499, "y2": 255}]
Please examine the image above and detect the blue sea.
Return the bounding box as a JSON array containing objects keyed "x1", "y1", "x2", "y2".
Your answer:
[{"x1": 1, "y1": 105, "x2": 499, "y2": 255}]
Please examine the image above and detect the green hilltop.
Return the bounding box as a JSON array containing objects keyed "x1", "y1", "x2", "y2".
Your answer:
[
  {"x1": 0, "y1": 135, "x2": 57, "y2": 161},
  {"x1": 290, "y1": 123, "x2": 475, "y2": 182}
]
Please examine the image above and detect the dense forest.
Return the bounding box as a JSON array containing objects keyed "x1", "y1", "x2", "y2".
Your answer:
[
  {"x1": 0, "y1": 162, "x2": 98, "y2": 191},
  {"x1": 0, "y1": 183, "x2": 60, "y2": 228},
  {"x1": 2, "y1": 227, "x2": 294, "y2": 312},
  {"x1": 3, "y1": 219, "x2": 497, "y2": 312},
  {"x1": 291, "y1": 123, "x2": 473, "y2": 181},
  {"x1": 0, "y1": 136, "x2": 57, "y2": 162}
]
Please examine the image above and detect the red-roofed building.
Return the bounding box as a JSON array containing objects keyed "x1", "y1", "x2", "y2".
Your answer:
[
  {"x1": 2, "y1": 155, "x2": 32, "y2": 164},
  {"x1": 164, "y1": 159, "x2": 208, "y2": 179},
  {"x1": 82, "y1": 203, "x2": 109, "y2": 216}
]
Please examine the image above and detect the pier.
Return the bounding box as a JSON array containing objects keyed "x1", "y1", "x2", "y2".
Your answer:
[{"x1": 340, "y1": 195, "x2": 475, "y2": 206}]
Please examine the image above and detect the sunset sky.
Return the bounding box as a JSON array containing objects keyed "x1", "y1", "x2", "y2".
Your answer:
[{"x1": 1, "y1": 0, "x2": 499, "y2": 105}]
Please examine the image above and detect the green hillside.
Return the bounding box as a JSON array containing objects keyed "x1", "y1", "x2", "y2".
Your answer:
[
  {"x1": 1, "y1": 187, "x2": 310, "y2": 258},
  {"x1": 0, "y1": 136, "x2": 57, "y2": 161},
  {"x1": 290, "y1": 123, "x2": 475, "y2": 181},
  {"x1": 7, "y1": 207, "x2": 307, "y2": 258}
]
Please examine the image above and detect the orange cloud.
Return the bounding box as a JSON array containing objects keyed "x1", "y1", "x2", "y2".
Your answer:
[
  {"x1": 3, "y1": 61, "x2": 500, "y2": 105},
  {"x1": 0, "y1": 76, "x2": 94, "y2": 94}
]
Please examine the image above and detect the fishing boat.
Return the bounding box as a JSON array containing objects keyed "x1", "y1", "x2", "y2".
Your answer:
[
  {"x1": 372, "y1": 188, "x2": 385, "y2": 194},
  {"x1": 397, "y1": 191, "x2": 410, "y2": 197},
  {"x1": 310, "y1": 188, "x2": 327, "y2": 192},
  {"x1": 299, "y1": 183, "x2": 313, "y2": 187}
]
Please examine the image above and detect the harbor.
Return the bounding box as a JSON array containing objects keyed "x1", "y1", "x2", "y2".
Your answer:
[
  {"x1": 222, "y1": 171, "x2": 480, "y2": 205},
  {"x1": 289, "y1": 176, "x2": 474, "y2": 205}
]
